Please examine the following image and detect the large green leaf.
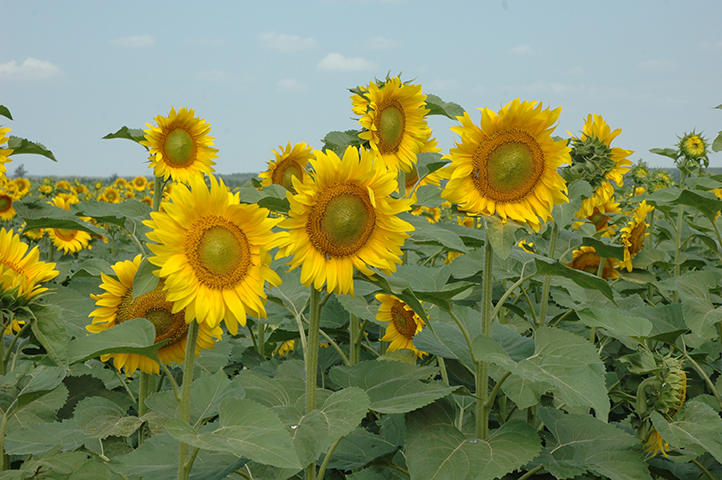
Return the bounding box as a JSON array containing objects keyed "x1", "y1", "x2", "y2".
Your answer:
[
  {"x1": 424, "y1": 94, "x2": 464, "y2": 119},
  {"x1": 109, "y1": 432, "x2": 246, "y2": 480},
  {"x1": 74, "y1": 396, "x2": 143, "y2": 439},
  {"x1": 102, "y1": 126, "x2": 147, "y2": 145},
  {"x1": 166, "y1": 397, "x2": 301, "y2": 469},
  {"x1": 7, "y1": 136, "x2": 56, "y2": 161},
  {"x1": 29, "y1": 303, "x2": 69, "y2": 367},
  {"x1": 540, "y1": 408, "x2": 652, "y2": 480},
  {"x1": 483, "y1": 215, "x2": 526, "y2": 260},
  {"x1": 473, "y1": 327, "x2": 609, "y2": 420},
  {"x1": 576, "y1": 307, "x2": 653, "y2": 339},
  {"x1": 131, "y1": 257, "x2": 160, "y2": 302},
  {"x1": 329, "y1": 360, "x2": 456, "y2": 414},
  {"x1": 0, "y1": 106, "x2": 12, "y2": 120},
  {"x1": 5, "y1": 419, "x2": 93, "y2": 455},
  {"x1": 401, "y1": 212, "x2": 468, "y2": 253},
  {"x1": 267, "y1": 269, "x2": 310, "y2": 320},
  {"x1": 534, "y1": 255, "x2": 615, "y2": 303},
  {"x1": 629, "y1": 304, "x2": 687, "y2": 342},
  {"x1": 651, "y1": 400, "x2": 722, "y2": 463},
  {"x1": 581, "y1": 236, "x2": 625, "y2": 260},
  {"x1": 67, "y1": 317, "x2": 165, "y2": 364},
  {"x1": 15, "y1": 366, "x2": 67, "y2": 410},
  {"x1": 327, "y1": 414, "x2": 404, "y2": 470},
  {"x1": 71, "y1": 199, "x2": 151, "y2": 230},
  {"x1": 405, "y1": 400, "x2": 540, "y2": 480},
  {"x1": 14, "y1": 198, "x2": 106, "y2": 235}
]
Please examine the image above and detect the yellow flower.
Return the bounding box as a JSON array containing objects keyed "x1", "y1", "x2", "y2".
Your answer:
[
  {"x1": 46, "y1": 196, "x2": 91, "y2": 254},
  {"x1": 38, "y1": 184, "x2": 53, "y2": 197},
  {"x1": 352, "y1": 77, "x2": 431, "y2": 173},
  {"x1": 575, "y1": 114, "x2": 633, "y2": 187},
  {"x1": 678, "y1": 132, "x2": 707, "y2": 159},
  {"x1": 141, "y1": 107, "x2": 218, "y2": 183},
  {"x1": 376, "y1": 293, "x2": 426, "y2": 357},
  {"x1": 0, "y1": 127, "x2": 13, "y2": 181},
  {"x1": 144, "y1": 174, "x2": 283, "y2": 335},
  {"x1": 100, "y1": 186, "x2": 122, "y2": 203},
  {"x1": 566, "y1": 246, "x2": 620, "y2": 280},
  {"x1": 0, "y1": 228, "x2": 58, "y2": 302},
  {"x1": 12, "y1": 178, "x2": 31, "y2": 199},
  {"x1": 620, "y1": 201, "x2": 654, "y2": 271},
  {"x1": 258, "y1": 142, "x2": 313, "y2": 192},
  {"x1": 574, "y1": 197, "x2": 621, "y2": 237},
  {"x1": 644, "y1": 429, "x2": 670, "y2": 458},
  {"x1": 277, "y1": 339, "x2": 295, "y2": 356},
  {"x1": 442, "y1": 99, "x2": 570, "y2": 231},
  {"x1": 88, "y1": 255, "x2": 222, "y2": 376},
  {"x1": 131, "y1": 176, "x2": 148, "y2": 191},
  {"x1": 55, "y1": 180, "x2": 71, "y2": 191},
  {"x1": 0, "y1": 190, "x2": 16, "y2": 221},
  {"x1": 277, "y1": 146, "x2": 414, "y2": 296},
  {"x1": 114, "y1": 178, "x2": 129, "y2": 189}
]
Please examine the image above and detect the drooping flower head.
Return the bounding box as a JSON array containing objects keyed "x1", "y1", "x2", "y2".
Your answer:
[
  {"x1": 566, "y1": 246, "x2": 620, "y2": 280},
  {"x1": 442, "y1": 99, "x2": 570, "y2": 230},
  {"x1": 573, "y1": 197, "x2": 621, "y2": 237},
  {"x1": 141, "y1": 107, "x2": 218, "y2": 183},
  {"x1": 88, "y1": 255, "x2": 222, "y2": 376},
  {"x1": 258, "y1": 141, "x2": 314, "y2": 192},
  {"x1": 376, "y1": 293, "x2": 426, "y2": 357},
  {"x1": 144, "y1": 174, "x2": 283, "y2": 335},
  {"x1": 620, "y1": 201, "x2": 654, "y2": 271},
  {"x1": 642, "y1": 355, "x2": 687, "y2": 458},
  {"x1": 0, "y1": 228, "x2": 58, "y2": 303},
  {"x1": 277, "y1": 146, "x2": 414, "y2": 296},
  {"x1": 352, "y1": 76, "x2": 431, "y2": 173}
]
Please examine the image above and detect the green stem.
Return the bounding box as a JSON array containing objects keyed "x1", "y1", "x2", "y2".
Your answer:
[
  {"x1": 178, "y1": 320, "x2": 199, "y2": 480},
  {"x1": 159, "y1": 362, "x2": 181, "y2": 403},
  {"x1": 537, "y1": 222, "x2": 559, "y2": 327},
  {"x1": 476, "y1": 238, "x2": 494, "y2": 440},
  {"x1": 517, "y1": 464, "x2": 544, "y2": 480},
  {"x1": 138, "y1": 371, "x2": 150, "y2": 445},
  {"x1": 256, "y1": 323, "x2": 265, "y2": 357},
  {"x1": 3, "y1": 320, "x2": 32, "y2": 368},
  {"x1": 305, "y1": 288, "x2": 322, "y2": 480},
  {"x1": 672, "y1": 203, "x2": 684, "y2": 303},
  {"x1": 316, "y1": 436, "x2": 343, "y2": 480},
  {"x1": 0, "y1": 414, "x2": 6, "y2": 471},
  {"x1": 349, "y1": 314, "x2": 360, "y2": 365},
  {"x1": 152, "y1": 176, "x2": 165, "y2": 212},
  {"x1": 691, "y1": 458, "x2": 715, "y2": 480},
  {"x1": 438, "y1": 356, "x2": 449, "y2": 385},
  {"x1": 490, "y1": 273, "x2": 539, "y2": 323}
]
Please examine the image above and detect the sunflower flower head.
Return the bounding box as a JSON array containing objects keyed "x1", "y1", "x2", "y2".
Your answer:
[
  {"x1": 620, "y1": 201, "x2": 654, "y2": 271},
  {"x1": 0, "y1": 189, "x2": 16, "y2": 221},
  {"x1": 0, "y1": 228, "x2": 58, "y2": 307},
  {"x1": 641, "y1": 355, "x2": 687, "y2": 458},
  {"x1": 352, "y1": 76, "x2": 431, "y2": 173},
  {"x1": 630, "y1": 160, "x2": 650, "y2": 185},
  {"x1": 258, "y1": 142, "x2": 314, "y2": 192},
  {"x1": 442, "y1": 99, "x2": 570, "y2": 231},
  {"x1": 277, "y1": 146, "x2": 414, "y2": 296},
  {"x1": 141, "y1": 107, "x2": 218, "y2": 183},
  {"x1": 566, "y1": 246, "x2": 620, "y2": 280},
  {"x1": 376, "y1": 293, "x2": 426, "y2": 358},
  {"x1": 88, "y1": 255, "x2": 222, "y2": 376},
  {"x1": 0, "y1": 127, "x2": 13, "y2": 181},
  {"x1": 144, "y1": 174, "x2": 283, "y2": 335},
  {"x1": 678, "y1": 131, "x2": 708, "y2": 161}
]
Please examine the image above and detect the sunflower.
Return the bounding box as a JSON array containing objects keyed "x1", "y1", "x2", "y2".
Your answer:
[
  {"x1": 88, "y1": 255, "x2": 222, "y2": 376},
  {"x1": 0, "y1": 228, "x2": 58, "y2": 302},
  {"x1": 0, "y1": 127, "x2": 13, "y2": 181},
  {"x1": 144, "y1": 174, "x2": 283, "y2": 335},
  {"x1": 46, "y1": 196, "x2": 91, "y2": 254},
  {"x1": 12, "y1": 178, "x2": 31, "y2": 199},
  {"x1": 352, "y1": 77, "x2": 431, "y2": 173},
  {"x1": 114, "y1": 178, "x2": 129, "y2": 190},
  {"x1": 0, "y1": 190, "x2": 16, "y2": 221},
  {"x1": 277, "y1": 146, "x2": 414, "y2": 296},
  {"x1": 678, "y1": 132, "x2": 708, "y2": 160},
  {"x1": 620, "y1": 201, "x2": 654, "y2": 272},
  {"x1": 258, "y1": 142, "x2": 314, "y2": 192},
  {"x1": 100, "y1": 186, "x2": 122, "y2": 204},
  {"x1": 574, "y1": 197, "x2": 621, "y2": 237},
  {"x1": 442, "y1": 99, "x2": 570, "y2": 231},
  {"x1": 131, "y1": 176, "x2": 148, "y2": 191},
  {"x1": 277, "y1": 339, "x2": 295, "y2": 356},
  {"x1": 566, "y1": 246, "x2": 620, "y2": 280},
  {"x1": 376, "y1": 293, "x2": 426, "y2": 357},
  {"x1": 38, "y1": 185, "x2": 53, "y2": 197},
  {"x1": 141, "y1": 107, "x2": 218, "y2": 183}
]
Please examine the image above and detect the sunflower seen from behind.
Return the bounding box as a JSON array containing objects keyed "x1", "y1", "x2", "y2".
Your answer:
[
  {"x1": 376, "y1": 293, "x2": 426, "y2": 357},
  {"x1": 620, "y1": 201, "x2": 654, "y2": 272},
  {"x1": 88, "y1": 255, "x2": 222, "y2": 376},
  {"x1": 442, "y1": 99, "x2": 570, "y2": 231},
  {"x1": 141, "y1": 107, "x2": 218, "y2": 184},
  {"x1": 144, "y1": 174, "x2": 283, "y2": 335},
  {"x1": 352, "y1": 77, "x2": 431, "y2": 173},
  {"x1": 258, "y1": 141, "x2": 313, "y2": 192},
  {"x1": 277, "y1": 146, "x2": 414, "y2": 296}
]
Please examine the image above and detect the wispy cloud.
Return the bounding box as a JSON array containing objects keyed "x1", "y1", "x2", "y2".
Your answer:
[
  {"x1": 110, "y1": 35, "x2": 155, "y2": 48},
  {"x1": 638, "y1": 59, "x2": 675, "y2": 70},
  {"x1": 277, "y1": 78, "x2": 307, "y2": 93},
  {"x1": 317, "y1": 53, "x2": 377, "y2": 72},
  {"x1": 507, "y1": 44, "x2": 536, "y2": 56},
  {"x1": 364, "y1": 37, "x2": 402, "y2": 50},
  {"x1": 198, "y1": 70, "x2": 230, "y2": 83},
  {"x1": 259, "y1": 32, "x2": 316, "y2": 52},
  {"x1": 0, "y1": 58, "x2": 62, "y2": 80}
]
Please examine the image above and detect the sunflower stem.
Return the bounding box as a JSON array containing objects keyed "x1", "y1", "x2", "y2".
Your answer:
[
  {"x1": 349, "y1": 314, "x2": 360, "y2": 365},
  {"x1": 138, "y1": 371, "x2": 150, "y2": 445},
  {"x1": 152, "y1": 176, "x2": 165, "y2": 212},
  {"x1": 256, "y1": 323, "x2": 265, "y2": 357},
  {"x1": 537, "y1": 222, "x2": 558, "y2": 327},
  {"x1": 672, "y1": 203, "x2": 684, "y2": 303},
  {"x1": 178, "y1": 320, "x2": 199, "y2": 480},
  {"x1": 476, "y1": 237, "x2": 494, "y2": 440},
  {"x1": 305, "y1": 288, "x2": 322, "y2": 480}
]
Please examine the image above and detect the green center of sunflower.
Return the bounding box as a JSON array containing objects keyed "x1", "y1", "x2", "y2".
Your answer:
[
  {"x1": 473, "y1": 129, "x2": 545, "y2": 203},
  {"x1": 276, "y1": 163, "x2": 302, "y2": 192},
  {"x1": 164, "y1": 129, "x2": 195, "y2": 166},
  {"x1": 0, "y1": 196, "x2": 11, "y2": 212},
  {"x1": 117, "y1": 285, "x2": 189, "y2": 345},
  {"x1": 187, "y1": 216, "x2": 252, "y2": 289},
  {"x1": 376, "y1": 101, "x2": 405, "y2": 154},
  {"x1": 391, "y1": 304, "x2": 417, "y2": 340},
  {"x1": 54, "y1": 228, "x2": 77, "y2": 241},
  {"x1": 308, "y1": 183, "x2": 377, "y2": 258},
  {"x1": 589, "y1": 209, "x2": 609, "y2": 231}
]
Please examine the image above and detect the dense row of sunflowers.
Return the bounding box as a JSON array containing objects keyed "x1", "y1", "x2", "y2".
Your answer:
[{"x1": 0, "y1": 79, "x2": 720, "y2": 480}]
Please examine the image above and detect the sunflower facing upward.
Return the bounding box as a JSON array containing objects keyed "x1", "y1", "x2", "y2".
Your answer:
[
  {"x1": 258, "y1": 141, "x2": 314, "y2": 192},
  {"x1": 352, "y1": 77, "x2": 431, "y2": 173},
  {"x1": 141, "y1": 107, "x2": 218, "y2": 184},
  {"x1": 442, "y1": 99, "x2": 570, "y2": 231},
  {"x1": 143, "y1": 174, "x2": 283, "y2": 335},
  {"x1": 88, "y1": 255, "x2": 222, "y2": 376},
  {"x1": 277, "y1": 146, "x2": 414, "y2": 296}
]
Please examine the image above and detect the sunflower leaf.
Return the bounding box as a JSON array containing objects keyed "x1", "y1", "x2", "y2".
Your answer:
[
  {"x1": 576, "y1": 307, "x2": 653, "y2": 339},
  {"x1": 651, "y1": 400, "x2": 722, "y2": 463},
  {"x1": 102, "y1": 126, "x2": 147, "y2": 145},
  {"x1": 581, "y1": 236, "x2": 625, "y2": 260},
  {"x1": 533, "y1": 255, "x2": 616, "y2": 303},
  {"x1": 74, "y1": 396, "x2": 143, "y2": 439},
  {"x1": 28, "y1": 303, "x2": 69, "y2": 368},
  {"x1": 131, "y1": 257, "x2": 159, "y2": 303},
  {"x1": 650, "y1": 147, "x2": 679, "y2": 160},
  {"x1": 67, "y1": 317, "x2": 166, "y2": 364},
  {"x1": 5, "y1": 419, "x2": 93, "y2": 455},
  {"x1": 14, "y1": 198, "x2": 106, "y2": 235},
  {"x1": 0, "y1": 106, "x2": 12, "y2": 120},
  {"x1": 400, "y1": 212, "x2": 468, "y2": 253},
  {"x1": 7, "y1": 136, "x2": 56, "y2": 161},
  {"x1": 70, "y1": 199, "x2": 151, "y2": 229},
  {"x1": 713, "y1": 131, "x2": 722, "y2": 152},
  {"x1": 483, "y1": 215, "x2": 526, "y2": 260},
  {"x1": 424, "y1": 94, "x2": 465, "y2": 119}
]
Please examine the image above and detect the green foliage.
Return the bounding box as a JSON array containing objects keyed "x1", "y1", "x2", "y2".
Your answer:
[
  {"x1": 102, "y1": 126, "x2": 147, "y2": 145},
  {"x1": 7, "y1": 136, "x2": 57, "y2": 161}
]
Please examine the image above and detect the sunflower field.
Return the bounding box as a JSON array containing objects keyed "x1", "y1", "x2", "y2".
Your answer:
[{"x1": 0, "y1": 80, "x2": 722, "y2": 480}]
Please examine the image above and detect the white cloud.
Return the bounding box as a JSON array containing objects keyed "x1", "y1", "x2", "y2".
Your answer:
[
  {"x1": 701, "y1": 40, "x2": 722, "y2": 50},
  {"x1": 565, "y1": 66, "x2": 585, "y2": 76},
  {"x1": 0, "y1": 58, "x2": 62, "y2": 80},
  {"x1": 111, "y1": 35, "x2": 155, "y2": 48},
  {"x1": 428, "y1": 78, "x2": 459, "y2": 92},
  {"x1": 508, "y1": 44, "x2": 536, "y2": 56},
  {"x1": 198, "y1": 70, "x2": 230, "y2": 83},
  {"x1": 259, "y1": 32, "x2": 316, "y2": 52},
  {"x1": 364, "y1": 37, "x2": 402, "y2": 50},
  {"x1": 638, "y1": 59, "x2": 675, "y2": 70},
  {"x1": 277, "y1": 78, "x2": 307, "y2": 92},
  {"x1": 317, "y1": 53, "x2": 377, "y2": 72}
]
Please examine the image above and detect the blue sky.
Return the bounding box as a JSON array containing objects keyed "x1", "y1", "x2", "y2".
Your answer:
[{"x1": 2, "y1": 0, "x2": 722, "y2": 178}]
